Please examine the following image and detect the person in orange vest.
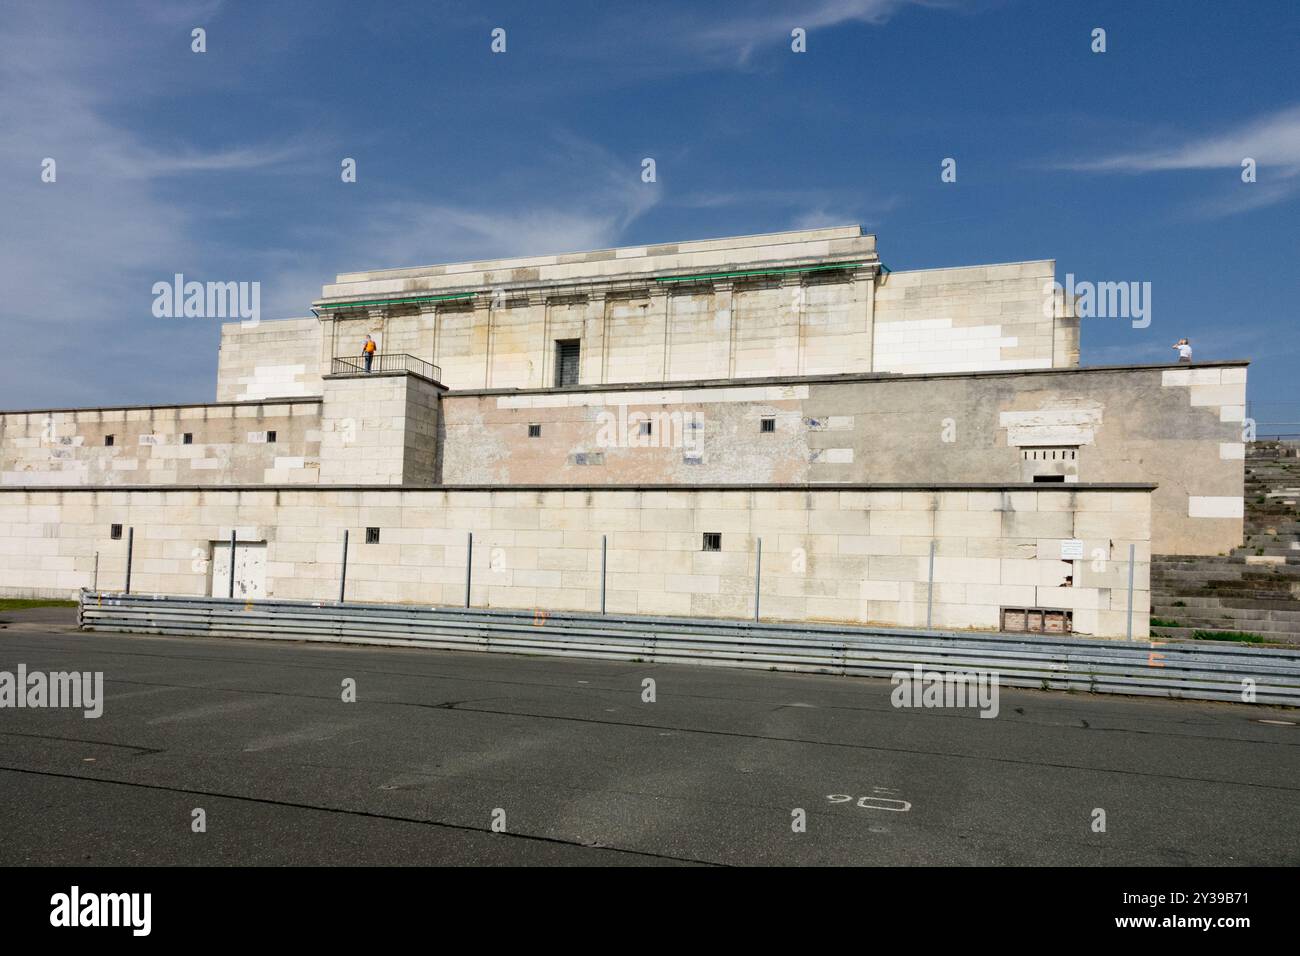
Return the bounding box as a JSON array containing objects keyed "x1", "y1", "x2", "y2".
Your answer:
[{"x1": 362, "y1": 334, "x2": 377, "y2": 372}]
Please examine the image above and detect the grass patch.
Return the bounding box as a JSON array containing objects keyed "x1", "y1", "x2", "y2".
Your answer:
[
  {"x1": 1150, "y1": 617, "x2": 1182, "y2": 628},
  {"x1": 1192, "y1": 629, "x2": 1266, "y2": 644},
  {"x1": 0, "y1": 598, "x2": 78, "y2": 610},
  {"x1": 1171, "y1": 600, "x2": 1186, "y2": 607}
]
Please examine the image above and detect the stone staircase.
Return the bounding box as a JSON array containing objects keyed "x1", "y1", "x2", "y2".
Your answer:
[{"x1": 1151, "y1": 439, "x2": 1300, "y2": 645}]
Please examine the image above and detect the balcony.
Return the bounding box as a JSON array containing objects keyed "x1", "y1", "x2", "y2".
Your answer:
[{"x1": 330, "y1": 352, "x2": 441, "y2": 382}]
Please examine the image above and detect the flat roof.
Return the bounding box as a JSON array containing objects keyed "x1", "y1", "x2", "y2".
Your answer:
[
  {"x1": 0, "y1": 482, "x2": 1158, "y2": 494},
  {"x1": 0, "y1": 397, "x2": 322, "y2": 417},
  {"x1": 0, "y1": 360, "x2": 1248, "y2": 418},
  {"x1": 333, "y1": 225, "x2": 870, "y2": 283},
  {"x1": 445, "y1": 359, "x2": 1251, "y2": 399}
]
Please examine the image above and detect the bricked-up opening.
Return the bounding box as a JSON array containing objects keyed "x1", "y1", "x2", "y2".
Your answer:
[
  {"x1": 527, "y1": 424, "x2": 541, "y2": 438},
  {"x1": 104, "y1": 435, "x2": 114, "y2": 447},
  {"x1": 702, "y1": 532, "x2": 721, "y2": 552},
  {"x1": 110, "y1": 524, "x2": 122, "y2": 540},
  {"x1": 266, "y1": 430, "x2": 277, "y2": 444},
  {"x1": 760, "y1": 417, "x2": 776, "y2": 433},
  {"x1": 1001, "y1": 607, "x2": 1073, "y2": 634},
  {"x1": 365, "y1": 527, "x2": 380, "y2": 544},
  {"x1": 183, "y1": 433, "x2": 193, "y2": 445},
  {"x1": 555, "y1": 339, "x2": 581, "y2": 387}
]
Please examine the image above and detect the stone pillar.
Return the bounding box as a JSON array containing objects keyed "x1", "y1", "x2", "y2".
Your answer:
[
  {"x1": 473, "y1": 296, "x2": 492, "y2": 387},
  {"x1": 420, "y1": 303, "x2": 440, "y2": 377},
  {"x1": 317, "y1": 309, "x2": 336, "y2": 377},
  {"x1": 713, "y1": 280, "x2": 735, "y2": 379},
  {"x1": 649, "y1": 286, "x2": 670, "y2": 383},
  {"x1": 850, "y1": 266, "x2": 875, "y2": 373},
  {"x1": 528, "y1": 290, "x2": 549, "y2": 389},
  {"x1": 782, "y1": 273, "x2": 805, "y2": 376},
  {"x1": 583, "y1": 290, "x2": 607, "y2": 385}
]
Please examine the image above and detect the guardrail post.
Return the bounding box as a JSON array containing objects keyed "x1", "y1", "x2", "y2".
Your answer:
[
  {"x1": 465, "y1": 531, "x2": 473, "y2": 608},
  {"x1": 754, "y1": 537, "x2": 762, "y2": 622},
  {"x1": 926, "y1": 539, "x2": 936, "y2": 628},
  {"x1": 124, "y1": 527, "x2": 134, "y2": 594},
  {"x1": 228, "y1": 529, "x2": 237, "y2": 599},
  {"x1": 600, "y1": 534, "x2": 607, "y2": 615},
  {"x1": 339, "y1": 529, "x2": 349, "y2": 603},
  {"x1": 1126, "y1": 543, "x2": 1136, "y2": 642}
]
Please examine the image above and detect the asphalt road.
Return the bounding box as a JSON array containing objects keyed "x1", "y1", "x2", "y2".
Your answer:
[{"x1": 1, "y1": 607, "x2": 1296, "y2": 866}]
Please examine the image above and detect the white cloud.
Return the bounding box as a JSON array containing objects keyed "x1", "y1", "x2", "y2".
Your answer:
[
  {"x1": 1060, "y1": 105, "x2": 1300, "y2": 215},
  {"x1": 685, "y1": 0, "x2": 961, "y2": 66},
  {"x1": 1066, "y1": 105, "x2": 1300, "y2": 175}
]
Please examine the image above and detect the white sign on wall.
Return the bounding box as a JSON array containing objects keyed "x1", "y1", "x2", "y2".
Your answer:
[{"x1": 1060, "y1": 539, "x2": 1085, "y2": 559}]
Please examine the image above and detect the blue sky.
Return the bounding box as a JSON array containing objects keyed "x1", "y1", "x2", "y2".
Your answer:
[{"x1": 2, "y1": 0, "x2": 1297, "y2": 415}]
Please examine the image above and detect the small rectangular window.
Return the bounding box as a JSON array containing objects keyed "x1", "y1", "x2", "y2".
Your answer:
[
  {"x1": 365, "y1": 527, "x2": 380, "y2": 544},
  {"x1": 1033, "y1": 474, "x2": 1066, "y2": 483},
  {"x1": 104, "y1": 435, "x2": 114, "y2": 447},
  {"x1": 702, "y1": 532, "x2": 721, "y2": 552},
  {"x1": 528, "y1": 424, "x2": 541, "y2": 438},
  {"x1": 639, "y1": 420, "x2": 653, "y2": 436},
  {"x1": 110, "y1": 524, "x2": 123, "y2": 540},
  {"x1": 183, "y1": 432, "x2": 193, "y2": 445},
  {"x1": 266, "y1": 430, "x2": 277, "y2": 443},
  {"x1": 760, "y1": 417, "x2": 775, "y2": 433}
]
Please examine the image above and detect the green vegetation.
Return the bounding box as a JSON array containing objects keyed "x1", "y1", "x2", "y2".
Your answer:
[
  {"x1": 1149, "y1": 617, "x2": 1182, "y2": 628},
  {"x1": 1172, "y1": 600, "x2": 1186, "y2": 607},
  {"x1": 1192, "y1": 629, "x2": 1265, "y2": 644},
  {"x1": 0, "y1": 598, "x2": 77, "y2": 610}
]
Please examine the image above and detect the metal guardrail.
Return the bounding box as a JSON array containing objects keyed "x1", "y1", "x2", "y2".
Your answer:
[
  {"x1": 330, "y1": 353, "x2": 440, "y2": 381},
  {"x1": 78, "y1": 592, "x2": 1300, "y2": 706}
]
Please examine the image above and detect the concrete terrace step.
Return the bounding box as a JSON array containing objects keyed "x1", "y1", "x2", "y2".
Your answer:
[
  {"x1": 1149, "y1": 625, "x2": 1298, "y2": 646},
  {"x1": 1152, "y1": 563, "x2": 1300, "y2": 578},
  {"x1": 1150, "y1": 607, "x2": 1300, "y2": 627},
  {"x1": 1154, "y1": 596, "x2": 1300, "y2": 613}
]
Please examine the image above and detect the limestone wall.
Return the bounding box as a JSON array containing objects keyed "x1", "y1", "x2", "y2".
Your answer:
[
  {"x1": 0, "y1": 400, "x2": 322, "y2": 487},
  {"x1": 216, "y1": 318, "x2": 323, "y2": 401},
  {"x1": 308, "y1": 227, "x2": 1076, "y2": 390},
  {"x1": 872, "y1": 262, "x2": 1069, "y2": 373},
  {"x1": 439, "y1": 362, "x2": 1247, "y2": 556},
  {"x1": 318, "y1": 373, "x2": 441, "y2": 485},
  {"x1": 0, "y1": 485, "x2": 1151, "y2": 638}
]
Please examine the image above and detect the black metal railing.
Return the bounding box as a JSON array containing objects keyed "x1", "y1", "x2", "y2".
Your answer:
[{"x1": 331, "y1": 352, "x2": 440, "y2": 381}]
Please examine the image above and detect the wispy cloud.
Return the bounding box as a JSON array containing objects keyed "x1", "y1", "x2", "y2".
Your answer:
[
  {"x1": 684, "y1": 0, "x2": 963, "y2": 66},
  {"x1": 1058, "y1": 105, "x2": 1300, "y2": 216}
]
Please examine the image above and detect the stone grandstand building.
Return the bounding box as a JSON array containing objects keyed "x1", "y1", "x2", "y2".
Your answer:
[{"x1": 0, "y1": 225, "x2": 1251, "y2": 639}]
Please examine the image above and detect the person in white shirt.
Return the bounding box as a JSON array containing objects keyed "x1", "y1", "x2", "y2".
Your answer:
[{"x1": 1173, "y1": 338, "x2": 1192, "y2": 363}]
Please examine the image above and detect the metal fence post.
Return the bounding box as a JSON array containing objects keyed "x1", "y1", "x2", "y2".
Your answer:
[
  {"x1": 93, "y1": 552, "x2": 99, "y2": 592},
  {"x1": 754, "y1": 537, "x2": 763, "y2": 622},
  {"x1": 228, "y1": 529, "x2": 237, "y2": 599},
  {"x1": 124, "y1": 527, "x2": 134, "y2": 594},
  {"x1": 926, "y1": 539, "x2": 936, "y2": 628},
  {"x1": 600, "y1": 534, "x2": 607, "y2": 615},
  {"x1": 1126, "y1": 543, "x2": 1136, "y2": 642},
  {"x1": 339, "y1": 529, "x2": 349, "y2": 604},
  {"x1": 465, "y1": 531, "x2": 473, "y2": 608}
]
